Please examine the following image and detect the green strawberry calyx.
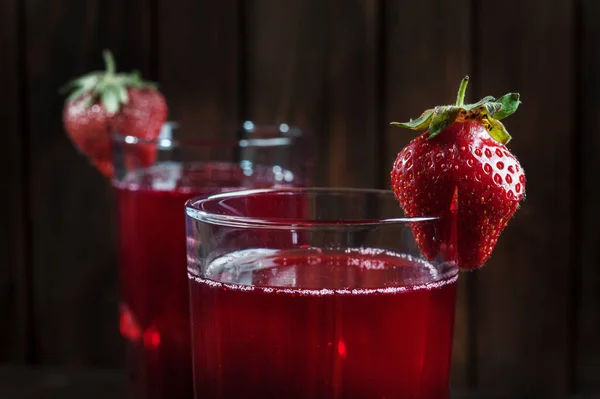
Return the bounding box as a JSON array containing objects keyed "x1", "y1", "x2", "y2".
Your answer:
[
  {"x1": 59, "y1": 50, "x2": 158, "y2": 116},
  {"x1": 390, "y1": 76, "x2": 521, "y2": 145}
]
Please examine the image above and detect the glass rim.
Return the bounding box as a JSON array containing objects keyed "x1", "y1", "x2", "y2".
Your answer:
[
  {"x1": 185, "y1": 187, "x2": 438, "y2": 230},
  {"x1": 111, "y1": 120, "x2": 303, "y2": 149}
]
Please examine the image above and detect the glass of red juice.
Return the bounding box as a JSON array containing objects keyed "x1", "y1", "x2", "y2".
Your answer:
[
  {"x1": 112, "y1": 122, "x2": 309, "y2": 399},
  {"x1": 186, "y1": 188, "x2": 459, "y2": 399}
]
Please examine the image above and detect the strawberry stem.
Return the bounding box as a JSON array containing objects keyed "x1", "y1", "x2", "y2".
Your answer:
[
  {"x1": 392, "y1": 75, "x2": 520, "y2": 145},
  {"x1": 456, "y1": 75, "x2": 469, "y2": 106},
  {"x1": 103, "y1": 49, "x2": 116, "y2": 76}
]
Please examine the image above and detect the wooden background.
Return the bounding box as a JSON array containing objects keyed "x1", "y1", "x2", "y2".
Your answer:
[{"x1": 1, "y1": 0, "x2": 598, "y2": 397}]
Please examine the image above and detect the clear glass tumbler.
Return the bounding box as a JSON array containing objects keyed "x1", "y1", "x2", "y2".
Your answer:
[
  {"x1": 112, "y1": 122, "x2": 309, "y2": 399},
  {"x1": 186, "y1": 188, "x2": 458, "y2": 399}
]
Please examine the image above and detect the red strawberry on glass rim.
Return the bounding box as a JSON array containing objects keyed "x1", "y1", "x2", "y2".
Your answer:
[
  {"x1": 61, "y1": 50, "x2": 168, "y2": 177},
  {"x1": 391, "y1": 76, "x2": 525, "y2": 270}
]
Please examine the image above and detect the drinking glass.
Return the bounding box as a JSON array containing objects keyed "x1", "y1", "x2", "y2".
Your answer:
[
  {"x1": 112, "y1": 122, "x2": 309, "y2": 399},
  {"x1": 186, "y1": 188, "x2": 458, "y2": 399}
]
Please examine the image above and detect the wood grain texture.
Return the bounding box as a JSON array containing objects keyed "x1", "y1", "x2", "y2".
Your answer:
[
  {"x1": 157, "y1": 0, "x2": 241, "y2": 139},
  {"x1": 577, "y1": 0, "x2": 600, "y2": 392},
  {"x1": 245, "y1": 0, "x2": 380, "y2": 188},
  {"x1": 473, "y1": 0, "x2": 574, "y2": 396},
  {"x1": 4, "y1": 0, "x2": 599, "y2": 394},
  {"x1": 382, "y1": 0, "x2": 472, "y2": 389},
  {"x1": 0, "y1": 0, "x2": 28, "y2": 363},
  {"x1": 25, "y1": 0, "x2": 151, "y2": 366}
]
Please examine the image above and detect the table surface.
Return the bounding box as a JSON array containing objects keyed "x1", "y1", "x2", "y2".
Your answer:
[{"x1": 0, "y1": 365, "x2": 594, "y2": 399}]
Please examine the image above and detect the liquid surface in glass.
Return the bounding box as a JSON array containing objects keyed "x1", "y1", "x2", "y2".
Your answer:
[
  {"x1": 115, "y1": 161, "x2": 297, "y2": 399},
  {"x1": 189, "y1": 247, "x2": 458, "y2": 399}
]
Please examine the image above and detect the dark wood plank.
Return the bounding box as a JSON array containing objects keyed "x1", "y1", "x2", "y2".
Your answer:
[
  {"x1": 246, "y1": 0, "x2": 379, "y2": 188},
  {"x1": 382, "y1": 0, "x2": 472, "y2": 389},
  {"x1": 25, "y1": 0, "x2": 151, "y2": 366},
  {"x1": 0, "y1": 0, "x2": 28, "y2": 363},
  {"x1": 577, "y1": 0, "x2": 600, "y2": 392},
  {"x1": 6, "y1": 366, "x2": 596, "y2": 399},
  {"x1": 473, "y1": 0, "x2": 574, "y2": 396},
  {"x1": 0, "y1": 366, "x2": 126, "y2": 398},
  {"x1": 157, "y1": 0, "x2": 241, "y2": 139}
]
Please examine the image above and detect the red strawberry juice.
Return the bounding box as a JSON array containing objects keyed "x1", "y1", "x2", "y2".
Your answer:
[
  {"x1": 115, "y1": 161, "x2": 298, "y2": 399},
  {"x1": 188, "y1": 247, "x2": 458, "y2": 399}
]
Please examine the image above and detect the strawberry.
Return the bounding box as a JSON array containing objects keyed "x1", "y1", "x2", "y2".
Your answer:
[
  {"x1": 61, "y1": 50, "x2": 168, "y2": 177},
  {"x1": 390, "y1": 76, "x2": 525, "y2": 270}
]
